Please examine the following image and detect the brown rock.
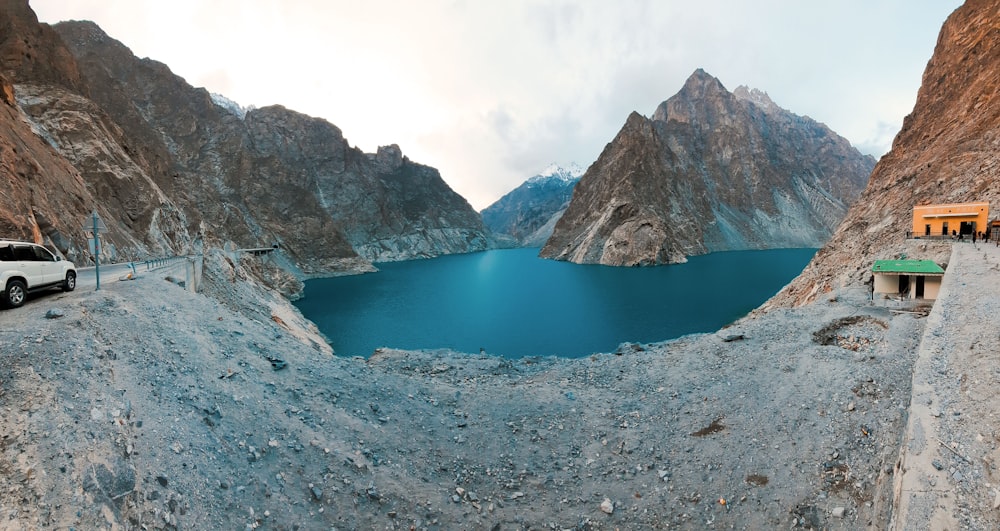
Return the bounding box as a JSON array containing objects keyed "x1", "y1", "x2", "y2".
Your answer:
[
  {"x1": 0, "y1": 0, "x2": 84, "y2": 93},
  {"x1": 0, "y1": 72, "x2": 14, "y2": 106}
]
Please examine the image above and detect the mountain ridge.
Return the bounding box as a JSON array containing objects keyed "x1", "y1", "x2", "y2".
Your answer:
[{"x1": 0, "y1": 6, "x2": 492, "y2": 287}]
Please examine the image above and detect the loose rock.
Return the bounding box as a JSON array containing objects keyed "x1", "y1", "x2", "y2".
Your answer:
[{"x1": 600, "y1": 498, "x2": 614, "y2": 515}]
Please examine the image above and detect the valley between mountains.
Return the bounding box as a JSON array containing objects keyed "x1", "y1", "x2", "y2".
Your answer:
[{"x1": 4, "y1": 0, "x2": 1000, "y2": 529}]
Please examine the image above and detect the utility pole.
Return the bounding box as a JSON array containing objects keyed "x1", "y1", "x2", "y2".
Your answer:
[{"x1": 85, "y1": 210, "x2": 107, "y2": 291}]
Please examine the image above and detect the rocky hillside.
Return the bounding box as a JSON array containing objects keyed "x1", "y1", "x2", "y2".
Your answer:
[
  {"x1": 0, "y1": 1, "x2": 490, "y2": 280},
  {"x1": 540, "y1": 69, "x2": 875, "y2": 266},
  {"x1": 0, "y1": 1, "x2": 166, "y2": 264},
  {"x1": 481, "y1": 163, "x2": 583, "y2": 247},
  {"x1": 768, "y1": 0, "x2": 999, "y2": 307}
]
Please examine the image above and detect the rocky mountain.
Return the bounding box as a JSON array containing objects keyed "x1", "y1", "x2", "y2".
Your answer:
[
  {"x1": 481, "y1": 163, "x2": 583, "y2": 247},
  {"x1": 768, "y1": 0, "x2": 999, "y2": 307},
  {"x1": 540, "y1": 69, "x2": 876, "y2": 266},
  {"x1": 0, "y1": 1, "x2": 173, "y2": 264},
  {"x1": 0, "y1": 1, "x2": 490, "y2": 280}
]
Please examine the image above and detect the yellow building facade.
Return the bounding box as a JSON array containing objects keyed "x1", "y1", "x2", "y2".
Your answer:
[{"x1": 911, "y1": 202, "x2": 989, "y2": 238}]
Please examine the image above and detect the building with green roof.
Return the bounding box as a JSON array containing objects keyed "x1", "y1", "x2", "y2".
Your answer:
[{"x1": 872, "y1": 259, "x2": 945, "y2": 300}]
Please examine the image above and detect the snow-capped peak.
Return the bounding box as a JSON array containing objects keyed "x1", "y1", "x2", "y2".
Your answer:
[
  {"x1": 528, "y1": 162, "x2": 585, "y2": 184},
  {"x1": 210, "y1": 92, "x2": 249, "y2": 119}
]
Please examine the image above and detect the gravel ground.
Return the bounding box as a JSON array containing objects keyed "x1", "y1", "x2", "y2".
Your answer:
[
  {"x1": 892, "y1": 241, "x2": 1000, "y2": 531},
  {"x1": 0, "y1": 243, "x2": 980, "y2": 530}
]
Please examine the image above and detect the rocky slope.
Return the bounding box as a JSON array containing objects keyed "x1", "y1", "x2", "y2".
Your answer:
[
  {"x1": 481, "y1": 163, "x2": 583, "y2": 247},
  {"x1": 540, "y1": 69, "x2": 875, "y2": 266},
  {"x1": 768, "y1": 0, "x2": 1000, "y2": 308},
  {"x1": 0, "y1": 1, "x2": 491, "y2": 278}
]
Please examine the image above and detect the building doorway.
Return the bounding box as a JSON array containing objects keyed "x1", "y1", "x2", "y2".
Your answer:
[
  {"x1": 915, "y1": 276, "x2": 925, "y2": 298},
  {"x1": 898, "y1": 275, "x2": 910, "y2": 295},
  {"x1": 925, "y1": 224, "x2": 931, "y2": 236},
  {"x1": 942, "y1": 222, "x2": 949, "y2": 236}
]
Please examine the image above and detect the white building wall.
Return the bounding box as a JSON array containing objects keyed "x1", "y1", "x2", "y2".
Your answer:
[
  {"x1": 874, "y1": 274, "x2": 897, "y2": 294},
  {"x1": 924, "y1": 277, "x2": 942, "y2": 300}
]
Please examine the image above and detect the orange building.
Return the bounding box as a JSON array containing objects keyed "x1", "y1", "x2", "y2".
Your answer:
[{"x1": 911, "y1": 202, "x2": 989, "y2": 238}]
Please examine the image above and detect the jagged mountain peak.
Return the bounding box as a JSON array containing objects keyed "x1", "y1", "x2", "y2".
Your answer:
[
  {"x1": 733, "y1": 85, "x2": 781, "y2": 113},
  {"x1": 652, "y1": 69, "x2": 732, "y2": 123},
  {"x1": 677, "y1": 68, "x2": 729, "y2": 99},
  {"x1": 682, "y1": 68, "x2": 725, "y2": 91}
]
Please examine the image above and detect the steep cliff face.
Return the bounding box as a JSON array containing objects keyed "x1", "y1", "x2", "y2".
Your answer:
[
  {"x1": 769, "y1": 0, "x2": 999, "y2": 307},
  {"x1": 0, "y1": 0, "x2": 83, "y2": 91},
  {"x1": 481, "y1": 164, "x2": 583, "y2": 247},
  {"x1": 540, "y1": 69, "x2": 875, "y2": 266},
  {"x1": 244, "y1": 108, "x2": 490, "y2": 262},
  {"x1": 0, "y1": 79, "x2": 91, "y2": 261},
  {"x1": 0, "y1": 2, "x2": 491, "y2": 277},
  {"x1": 13, "y1": 82, "x2": 193, "y2": 256},
  {"x1": 0, "y1": 1, "x2": 162, "y2": 263}
]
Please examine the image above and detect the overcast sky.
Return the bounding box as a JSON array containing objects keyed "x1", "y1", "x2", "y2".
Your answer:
[{"x1": 32, "y1": 1, "x2": 962, "y2": 210}]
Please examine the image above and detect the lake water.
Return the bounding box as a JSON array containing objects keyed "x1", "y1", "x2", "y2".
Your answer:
[{"x1": 294, "y1": 247, "x2": 816, "y2": 358}]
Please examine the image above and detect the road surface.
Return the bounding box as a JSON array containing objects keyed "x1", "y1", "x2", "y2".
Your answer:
[{"x1": 76, "y1": 257, "x2": 188, "y2": 289}]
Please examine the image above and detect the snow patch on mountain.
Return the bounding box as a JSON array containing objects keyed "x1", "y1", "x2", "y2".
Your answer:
[
  {"x1": 527, "y1": 162, "x2": 585, "y2": 185},
  {"x1": 210, "y1": 92, "x2": 250, "y2": 119}
]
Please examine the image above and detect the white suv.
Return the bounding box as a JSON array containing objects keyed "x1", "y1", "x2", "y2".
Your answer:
[{"x1": 0, "y1": 240, "x2": 77, "y2": 308}]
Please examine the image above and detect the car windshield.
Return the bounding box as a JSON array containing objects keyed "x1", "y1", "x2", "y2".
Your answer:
[{"x1": 32, "y1": 246, "x2": 55, "y2": 261}]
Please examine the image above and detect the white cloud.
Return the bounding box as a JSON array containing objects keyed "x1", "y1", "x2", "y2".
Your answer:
[{"x1": 31, "y1": 0, "x2": 962, "y2": 209}]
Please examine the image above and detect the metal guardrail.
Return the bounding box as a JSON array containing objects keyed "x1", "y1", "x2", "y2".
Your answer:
[
  {"x1": 143, "y1": 257, "x2": 182, "y2": 271},
  {"x1": 904, "y1": 232, "x2": 983, "y2": 241},
  {"x1": 75, "y1": 255, "x2": 203, "y2": 292},
  {"x1": 140, "y1": 255, "x2": 203, "y2": 292}
]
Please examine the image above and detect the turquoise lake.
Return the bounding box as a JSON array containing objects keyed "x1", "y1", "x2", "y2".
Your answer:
[{"x1": 294, "y1": 247, "x2": 816, "y2": 358}]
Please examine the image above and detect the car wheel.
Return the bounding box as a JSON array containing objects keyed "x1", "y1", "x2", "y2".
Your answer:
[
  {"x1": 4, "y1": 279, "x2": 26, "y2": 308},
  {"x1": 63, "y1": 271, "x2": 77, "y2": 292}
]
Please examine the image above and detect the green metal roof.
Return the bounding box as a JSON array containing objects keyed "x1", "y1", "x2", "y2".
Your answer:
[{"x1": 872, "y1": 259, "x2": 945, "y2": 275}]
